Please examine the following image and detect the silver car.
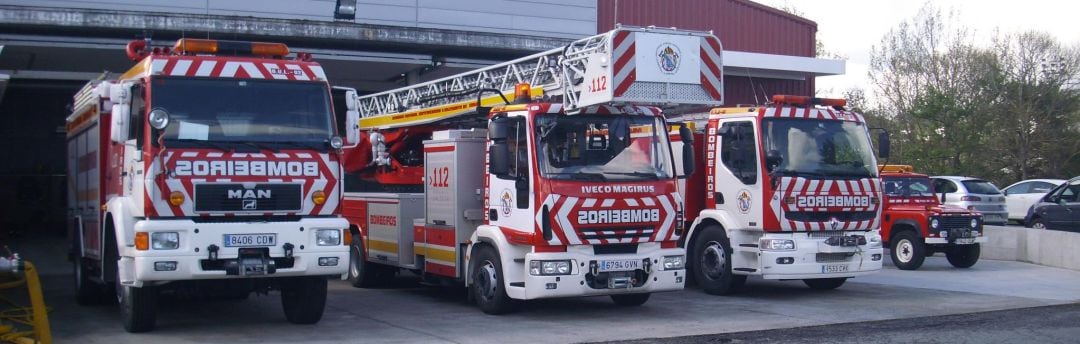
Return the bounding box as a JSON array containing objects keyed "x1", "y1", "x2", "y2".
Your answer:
[{"x1": 931, "y1": 176, "x2": 1008, "y2": 225}]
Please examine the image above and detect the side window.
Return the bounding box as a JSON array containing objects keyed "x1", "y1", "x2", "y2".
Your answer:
[
  {"x1": 1006, "y1": 182, "x2": 1030, "y2": 194},
  {"x1": 1061, "y1": 182, "x2": 1080, "y2": 203},
  {"x1": 933, "y1": 179, "x2": 957, "y2": 193},
  {"x1": 501, "y1": 118, "x2": 529, "y2": 180},
  {"x1": 130, "y1": 83, "x2": 146, "y2": 148},
  {"x1": 719, "y1": 121, "x2": 758, "y2": 185},
  {"x1": 1030, "y1": 182, "x2": 1054, "y2": 194}
]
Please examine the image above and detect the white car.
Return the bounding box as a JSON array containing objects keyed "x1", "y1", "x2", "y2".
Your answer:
[{"x1": 1003, "y1": 179, "x2": 1067, "y2": 223}]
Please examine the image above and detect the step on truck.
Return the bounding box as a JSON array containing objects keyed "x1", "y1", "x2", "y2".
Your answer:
[
  {"x1": 66, "y1": 38, "x2": 349, "y2": 332},
  {"x1": 879, "y1": 165, "x2": 985, "y2": 269},
  {"x1": 671, "y1": 96, "x2": 889, "y2": 294},
  {"x1": 336, "y1": 26, "x2": 725, "y2": 313}
]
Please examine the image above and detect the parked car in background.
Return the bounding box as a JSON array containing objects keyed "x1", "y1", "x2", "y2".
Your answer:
[
  {"x1": 931, "y1": 176, "x2": 1008, "y2": 225},
  {"x1": 1025, "y1": 176, "x2": 1080, "y2": 231},
  {"x1": 1003, "y1": 179, "x2": 1066, "y2": 223}
]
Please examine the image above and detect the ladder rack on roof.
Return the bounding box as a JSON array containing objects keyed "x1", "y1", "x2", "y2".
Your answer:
[{"x1": 356, "y1": 25, "x2": 726, "y2": 130}]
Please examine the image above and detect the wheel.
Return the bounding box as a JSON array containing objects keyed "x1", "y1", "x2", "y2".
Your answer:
[
  {"x1": 348, "y1": 237, "x2": 383, "y2": 288},
  {"x1": 118, "y1": 283, "x2": 158, "y2": 332},
  {"x1": 280, "y1": 276, "x2": 328, "y2": 324},
  {"x1": 74, "y1": 230, "x2": 107, "y2": 305},
  {"x1": 610, "y1": 293, "x2": 651, "y2": 306},
  {"x1": 946, "y1": 244, "x2": 980, "y2": 268},
  {"x1": 691, "y1": 225, "x2": 746, "y2": 295},
  {"x1": 469, "y1": 245, "x2": 517, "y2": 314},
  {"x1": 1029, "y1": 218, "x2": 1045, "y2": 229},
  {"x1": 803, "y1": 277, "x2": 847, "y2": 290},
  {"x1": 889, "y1": 231, "x2": 925, "y2": 270}
]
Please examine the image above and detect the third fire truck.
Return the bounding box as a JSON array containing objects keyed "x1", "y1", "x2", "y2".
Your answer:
[
  {"x1": 671, "y1": 96, "x2": 889, "y2": 294},
  {"x1": 337, "y1": 26, "x2": 725, "y2": 313}
]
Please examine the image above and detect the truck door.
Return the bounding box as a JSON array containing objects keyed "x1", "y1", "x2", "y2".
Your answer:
[
  {"x1": 487, "y1": 114, "x2": 535, "y2": 233},
  {"x1": 714, "y1": 119, "x2": 763, "y2": 228}
]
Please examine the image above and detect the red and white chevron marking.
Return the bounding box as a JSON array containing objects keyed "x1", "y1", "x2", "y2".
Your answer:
[
  {"x1": 536, "y1": 193, "x2": 679, "y2": 245},
  {"x1": 699, "y1": 35, "x2": 723, "y2": 101},
  {"x1": 611, "y1": 30, "x2": 637, "y2": 97},
  {"x1": 144, "y1": 150, "x2": 339, "y2": 217},
  {"x1": 149, "y1": 57, "x2": 327, "y2": 81},
  {"x1": 762, "y1": 107, "x2": 866, "y2": 124},
  {"x1": 768, "y1": 177, "x2": 881, "y2": 231}
]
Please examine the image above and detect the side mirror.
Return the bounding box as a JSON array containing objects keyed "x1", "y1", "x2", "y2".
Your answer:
[
  {"x1": 765, "y1": 149, "x2": 783, "y2": 172},
  {"x1": 716, "y1": 125, "x2": 731, "y2": 136},
  {"x1": 489, "y1": 117, "x2": 510, "y2": 140},
  {"x1": 877, "y1": 131, "x2": 891, "y2": 159},
  {"x1": 108, "y1": 83, "x2": 132, "y2": 144},
  {"x1": 678, "y1": 125, "x2": 694, "y2": 144},
  {"x1": 681, "y1": 143, "x2": 695, "y2": 177},
  {"x1": 488, "y1": 142, "x2": 509, "y2": 175},
  {"x1": 1057, "y1": 198, "x2": 1068, "y2": 206},
  {"x1": 345, "y1": 90, "x2": 361, "y2": 145}
]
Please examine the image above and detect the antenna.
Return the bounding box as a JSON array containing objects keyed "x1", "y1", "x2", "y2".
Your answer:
[
  {"x1": 745, "y1": 67, "x2": 760, "y2": 105},
  {"x1": 613, "y1": 0, "x2": 619, "y2": 28},
  {"x1": 205, "y1": 0, "x2": 211, "y2": 39}
]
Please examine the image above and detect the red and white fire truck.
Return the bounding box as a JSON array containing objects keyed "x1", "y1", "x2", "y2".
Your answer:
[
  {"x1": 66, "y1": 38, "x2": 349, "y2": 332},
  {"x1": 337, "y1": 26, "x2": 724, "y2": 313},
  {"x1": 671, "y1": 96, "x2": 889, "y2": 294}
]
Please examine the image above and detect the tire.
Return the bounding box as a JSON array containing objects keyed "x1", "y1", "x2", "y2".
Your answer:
[
  {"x1": 889, "y1": 231, "x2": 925, "y2": 270},
  {"x1": 946, "y1": 244, "x2": 980, "y2": 268},
  {"x1": 610, "y1": 293, "x2": 651, "y2": 306},
  {"x1": 118, "y1": 284, "x2": 158, "y2": 333},
  {"x1": 348, "y1": 237, "x2": 382, "y2": 288},
  {"x1": 1029, "y1": 218, "x2": 1046, "y2": 229},
  {"x1": 469, "y1": 245, "x2": 517, "y2": 315},
  {"x1": 280, "y1": 276, "x2": 328, "y2": 324},
  {"x1": 803, "y1": 277, "x2": 847, "y2": 290},
  {"x1": 691, "y1": 225, "x2": 746, "y2": 295},
  {"x1": 74, "y1": 230, "x2": 107, "y2": 306}
]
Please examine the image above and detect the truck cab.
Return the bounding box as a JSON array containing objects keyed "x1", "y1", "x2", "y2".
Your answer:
[{"x1": 879, "y1": 165, "x2": 985, "y2": 270}]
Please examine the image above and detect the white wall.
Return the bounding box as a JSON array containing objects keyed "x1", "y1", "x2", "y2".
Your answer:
[
  {"x1": 4, "y1": 0, "x2": 597, "y2": 38},
  {"x1": 982, "y1": 226, "x2": 1080, "y2": 271}
]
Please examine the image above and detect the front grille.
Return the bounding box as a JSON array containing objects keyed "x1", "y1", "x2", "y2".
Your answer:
[
  {"x1": 190, "y1": 215, "x2": 303, "y2": 223},
  {"x1": 194, "y1": 183, "x2": 302, "y2": 212},
  {"x1": 578, "y1": 227, "x2": 654, "y2": 241},
  {"x1": 816, "y1": 252, "x2": 854, "y2": 263},
  {"x1": 807, "y1": 231, "x2": 846, "y2": 238},
  {"x1": 785, "y1": 211, "x2": 876, "y2": 222},
  {"x1": 938, "y1": 216, "x2": 975, "y2": 230},
  {"x1": 593, "y1": 244, "x2": 638, "y2": 255}
]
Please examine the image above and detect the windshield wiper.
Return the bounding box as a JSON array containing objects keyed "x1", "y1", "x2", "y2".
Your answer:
[
  {"x1": 549, "y1": 172, "x2": 607, "y2": 181},
  {"x1": 264, "y1": 140, "x2": 323, "y2": 150},
  {"x1": 603, "y1": 171, "x2": 663, "y2": 179},
  {"x1": 169, "y1": 139, "x2": 232, "y2": 152}
]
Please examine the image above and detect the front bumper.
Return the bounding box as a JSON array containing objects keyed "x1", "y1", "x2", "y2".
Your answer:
[
  {"x1": 514, "y1": 244, "x2": 685, "y2": 300},
  {"x1": 124, "y1": 217, "x2": 349, "y2": 286},
  {"x1": 758, "y1": 231, "x2": 883, "y2": 280}
]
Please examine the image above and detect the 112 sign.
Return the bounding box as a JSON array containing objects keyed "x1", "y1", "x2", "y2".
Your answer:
[{"x1": 430, "y1": 166, "x2": 450, "y2": 188}]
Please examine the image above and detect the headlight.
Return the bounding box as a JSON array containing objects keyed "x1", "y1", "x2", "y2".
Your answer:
[
  {"x1": 662, "y1": 255, "x2": 685, "y2": 270},
  {"x1": 529, "y1": 260, "x2": 571, "y2": 276},
  {"x1": 761, "y1": 239, "x2": 795, "y2": 251},
  {"x1": 151, "y1": 232, "x2": 179, "y2": 250},
  {"x1": 970, "y1": 218, "x2": 979, "y2": 228},
  {"x1": 930, "y1": 218, "x2": 940, "y2": 229},
  {"x1": 868, "y1": 233, "x2": 882, "y2": 248},
  {"x1": 315, "y1": 229, "x2": 341, "y2": 246}
]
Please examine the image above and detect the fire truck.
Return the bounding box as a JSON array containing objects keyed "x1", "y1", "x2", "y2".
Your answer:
[
  {"x1": 336, "y1": 26, "x2": 724, "y2": 313},
  {"x1": 66, "y1": 38, "x2": 349, "y2": 332},
  {"x1": 878, "y1": 165, "x2": 985, "y2": 270},
  {"x1": 670, "y1": 96, "x2": 889, "y2": 294}
]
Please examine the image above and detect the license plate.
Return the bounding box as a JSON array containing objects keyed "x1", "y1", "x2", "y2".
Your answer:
[
  {"x1": 223, "y1": 234, "x2": 277, "y2": 247},
  {"x1": 956, "y1": 238, "x2": 976, "y2": 245},
  {"x1": 822, "y1": 264, "x2": 849, "y2": 273},
  {"x1": 598, "y1": 259, "x2": 641, "y2": 272}
]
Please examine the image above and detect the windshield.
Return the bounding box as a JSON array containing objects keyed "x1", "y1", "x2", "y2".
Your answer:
[
  {"x1": 763, "y1": 118, "x2": 877, "y2": 178},
  {"x1": 534, "y1": 114, "x2": 673, "y2": 181},
  {"x1": 883, "y1": 177, "x2": 935, "y2": 198},
  {"x1": 151, "y1": 78, "x2": 334, "y2": 146},
  {"x1": 963, "y1": 180, "x2": 1002, "y2": 195}
]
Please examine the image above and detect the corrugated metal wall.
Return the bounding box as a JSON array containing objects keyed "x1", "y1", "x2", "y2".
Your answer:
[
  {"x1": 597, "y1": 0, "x2": 818, "y2": 104},
  {"x1": 597, "y1": 0, "x2": 816, "y2": 56}
]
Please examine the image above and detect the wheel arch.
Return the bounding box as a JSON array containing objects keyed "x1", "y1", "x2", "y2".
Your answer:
[{"x1": 888, "y1": 219, "x2": 922, "y2": 244}]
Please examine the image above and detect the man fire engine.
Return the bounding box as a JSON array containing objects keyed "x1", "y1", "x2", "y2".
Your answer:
[
  {"x1": 671, "y1": 96, "x2": 888, "y2": 294},
  {"x1": 337, "y1": 26, "x2": 724, "y2": 313},
  {"x1": 879, "y1": 164, "x2": 985, "y2": 270},
  {"x1": 66, "y1": 38, "x2": 349, "y2": 332}
]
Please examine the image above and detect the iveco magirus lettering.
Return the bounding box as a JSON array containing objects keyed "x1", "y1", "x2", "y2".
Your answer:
[
  {"x1": 671, "y1": 95, "x2": 888, "y2": 295},
  {"x1": 64, "y1": 38, "x2": 348, "y2": 333},
  {"x1": 339, "y1": 26, "x2": 725, "y2": 314}
]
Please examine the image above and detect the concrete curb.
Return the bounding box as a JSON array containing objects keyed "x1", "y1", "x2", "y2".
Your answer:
[{"x1": 981, "y1": 225, "x2": 1080, "y2": 271}]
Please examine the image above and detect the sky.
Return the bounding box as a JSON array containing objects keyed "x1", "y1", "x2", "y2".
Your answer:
[{"x1": 755, "y1": 0, "x2": 1080, "y2": 99}]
